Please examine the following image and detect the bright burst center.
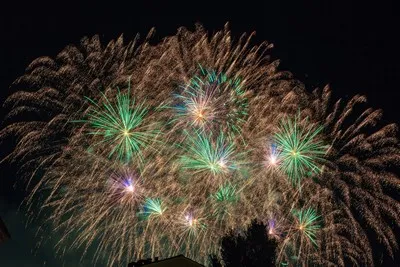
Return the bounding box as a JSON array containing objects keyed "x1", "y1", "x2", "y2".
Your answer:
[
  {"x1": 192, "y1": 106, "x2": 210, "y2": 126},
  {"x1": 122, "y1": 129, "x2": 131, "y2": 137},
  {"x1": 125, "y1": 184, "x2": 134, "y2": 193},
  {"x1": 268, "y1": 228, "x2": 274, "y2": 235},
  {"x1": 218, "y1": 159, "x2": 226, "y2": 169},
  {"x1": 208, "y1": 159, "x2": 228, "y2": 175},
  {"x1": 185, "y1": 214, "x2": 197, "y2": 227},
  {"x1": 195, "y1": 110, "x2": 205, "y2": 119},
  {"x1": 269, "y1": 155, "x2": 278, "y2": 165}
]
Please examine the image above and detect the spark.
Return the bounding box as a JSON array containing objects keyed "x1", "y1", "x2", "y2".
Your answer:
[
  {"x1": 108, "y1": 170, "x2": 144, "y2": 204},
  {"x1": 268, "y1": 219, "x2": 277, "y2": 236},
  {"x1": 185, "y1": 213, "x2": 196, "y2": 226},
  {"x1": 269, "y1": 155, "x2": 278, "y2": 165},
  {"x1": 265, "y1": 143, "x2": 281, "y2": 169}
]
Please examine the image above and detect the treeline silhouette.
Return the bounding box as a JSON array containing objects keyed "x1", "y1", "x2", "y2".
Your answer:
[{"x1": 210, "y1": 220, "x2": 277, "y2": 267}]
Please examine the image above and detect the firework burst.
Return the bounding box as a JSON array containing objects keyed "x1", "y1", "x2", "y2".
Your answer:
[
  {"x1": 172, "y1": 66, "x2": 249, "y2": 136},
  {"x1": 179, "y1": 131, "x2": 245, "y2": 178},
  {"x1": 141, "y1": 198, "x2": 166, "y2": 218},
  {"x1": 211, "y1": 183, "x2": 239, "y2": 220},
  {"x1": 274, "y1": 115, "x2": 327, "y2": 186},
  {"x1": 1, "y1": 24, "x2": 399, "y2": 267},
  {"x1": 81, "y1": 88, "x2": 158, "y2": 163},
  {"x1": 292, "y1": 208, "x2": 321, "y2": 247}
]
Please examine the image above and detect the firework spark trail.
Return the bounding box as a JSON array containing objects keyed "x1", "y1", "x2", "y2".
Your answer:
[{"x1": 1, "y1": 24, "x2": 399, "y2": 266}]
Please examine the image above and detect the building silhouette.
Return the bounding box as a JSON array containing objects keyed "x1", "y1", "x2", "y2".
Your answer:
[{"x1": 128, "y1": 255, "x2": 204, "y2": 267}]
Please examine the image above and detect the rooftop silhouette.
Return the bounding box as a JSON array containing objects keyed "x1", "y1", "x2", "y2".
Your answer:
[{"x1": 128, "y1": 255, "x2": 204, "y2": 267}]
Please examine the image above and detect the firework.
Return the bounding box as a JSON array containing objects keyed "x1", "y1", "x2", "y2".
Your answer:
[
  {"x1": 1, "y1": 24, "x2": 399, "y2": 267},
  {"x1": 213, "y1": 183, "x2": 239, "y2": 203},
  {"x1": 179, "y1": 131, "x2": 245, "y2": 177},
  {"x1": 303, "y1": 86, "x2": 400, "y2": 265},
  {"x1": 211, "y1": 183, "x2": 239, "y2": 221},
  {"x1": 141, "y1": 198, "x2": 166, "y2": 218},
  {"x1": 266, "y1": 143, "x2": 281, "y2": 168},
  {"x1": 80, "y1": 87, "x2": 158, "y2": 163},
  {"x1": 292, "y1": 208, "x2": 320, "y2": 247},
  {"x1": 273, "y1": 115, "x2": 327, "y2": 186},
  {"x1": 172, "y1": 66, "x2": 248, "y2": 136}
]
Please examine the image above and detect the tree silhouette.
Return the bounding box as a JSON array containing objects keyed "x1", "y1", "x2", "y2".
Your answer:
[{"x1": 210, "y1": 219, "x2": 278, "y2": 267}]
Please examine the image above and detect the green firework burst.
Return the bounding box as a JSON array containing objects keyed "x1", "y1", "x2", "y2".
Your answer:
[
  {"x1": 274, "y1": 116, "x2": 327, "y2": 186},
  {"x1": 213, "y1": 183, "x2": 239, "y2": 203},
  {"x1": 82, "y1": 89, "x2": 157, "y2": 162},
  {"x1": 211, "y1": 183, "x2": 239, "y2": 219},
  {"x1": 141, "y1": 198, "x2": 166, "y2": 218},
  {"x1": 180, "y1": 131, "x2": 243, "y2": 176},
  {"x1": 292, "y1": 207, "x2": 321, "y2": 246}
]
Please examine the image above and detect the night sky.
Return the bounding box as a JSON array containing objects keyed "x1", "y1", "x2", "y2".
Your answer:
[{"x1": 0, "y1": 1, "x2": 399, "y2": 266}]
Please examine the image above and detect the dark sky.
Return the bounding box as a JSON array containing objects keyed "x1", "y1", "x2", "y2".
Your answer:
[{"x1": 0, "y1": 1, "x2": 399, "y2": 266}]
